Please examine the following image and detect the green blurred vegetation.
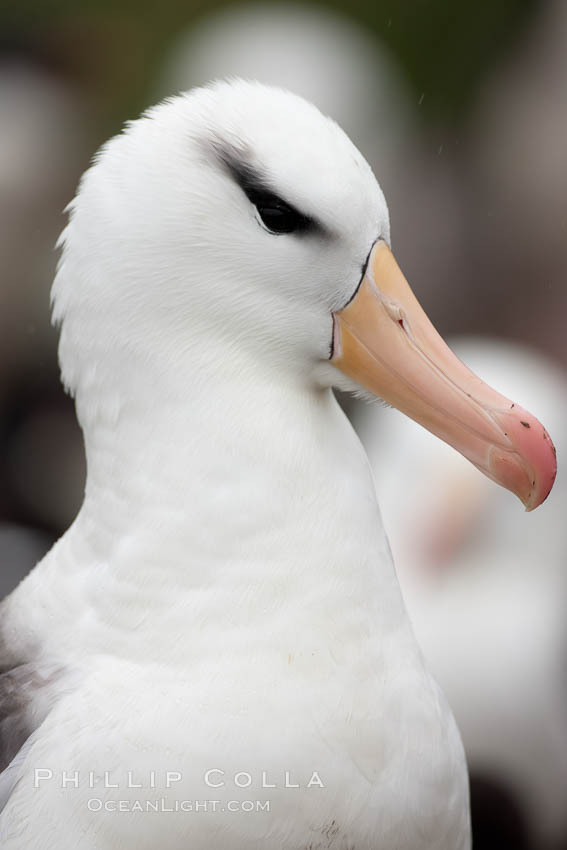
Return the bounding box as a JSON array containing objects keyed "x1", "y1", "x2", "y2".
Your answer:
[{"x1": 1, "y1": 0, "x2": 539, "y2": 136}]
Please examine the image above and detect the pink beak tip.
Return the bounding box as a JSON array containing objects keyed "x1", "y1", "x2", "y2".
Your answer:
[
  {"x1": 489, "y1": 406, "x2": 557, "y2": 512},
  {"x1": 521, "y1": 425, "x2": 557, "y2": 512}
]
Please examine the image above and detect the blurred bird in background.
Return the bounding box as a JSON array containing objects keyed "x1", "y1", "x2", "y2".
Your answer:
[{"x1": 354, "y1": 338, "x2": 567, "y2": 850}]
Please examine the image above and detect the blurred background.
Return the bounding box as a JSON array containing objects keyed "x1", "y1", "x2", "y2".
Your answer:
[{"x1": 1, "y1": 0, "x2": 566, "y2": 846}]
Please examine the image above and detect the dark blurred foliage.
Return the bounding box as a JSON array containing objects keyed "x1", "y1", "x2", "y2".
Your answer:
[{"x1": 1, "y1": 0, "x2": 539, "y2": 135}]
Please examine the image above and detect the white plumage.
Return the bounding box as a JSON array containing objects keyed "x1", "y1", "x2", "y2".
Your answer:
[{"x1": 0, "y1": 80, "x2": 502, "y2": 849}]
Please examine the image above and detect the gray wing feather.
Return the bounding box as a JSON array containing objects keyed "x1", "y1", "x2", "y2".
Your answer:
[
  {"x1": 0, "y1": 610, "x2": 69, "y2": 815},
  {"x1": 0, "y1": 733, "x2": 35, "y2": 814}
]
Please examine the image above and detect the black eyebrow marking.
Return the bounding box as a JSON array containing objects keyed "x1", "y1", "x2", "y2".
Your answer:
[
  {"x1": 210, "y1": 138, "x2": 322, "y2": 235},
  {"x1": 213, "y1": 141, "x2": 270, "y2": 196}
]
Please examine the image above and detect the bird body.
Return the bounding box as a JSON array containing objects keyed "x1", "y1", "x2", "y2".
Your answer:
[{"x1": 0, "y1": 352, "x2": 468, "y2": 848}]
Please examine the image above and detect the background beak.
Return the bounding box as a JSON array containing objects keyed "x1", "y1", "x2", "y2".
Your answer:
[{"x1": 331, "y1": 241, "x2": 557, "y2": 510}]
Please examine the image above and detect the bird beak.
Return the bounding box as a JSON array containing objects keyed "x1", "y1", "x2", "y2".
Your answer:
[{"x1": 331, "y1": 240, "x2": 557, "y2": 511}]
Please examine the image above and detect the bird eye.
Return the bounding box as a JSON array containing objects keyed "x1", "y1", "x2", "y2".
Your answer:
[
  {"x1": 217, "y1": 148, "x2": 315, "y2": 236},
  {"x1": 255, "y1": 199, "x2": 309, "y2": 235}
]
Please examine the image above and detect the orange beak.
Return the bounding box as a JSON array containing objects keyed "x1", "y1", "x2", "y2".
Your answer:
[{"x1": 331, "y1": 241, "x2": 557, "y2": 511}]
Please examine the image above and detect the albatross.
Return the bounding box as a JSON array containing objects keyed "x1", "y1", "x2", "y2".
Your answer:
[{"x1": 0, "y1": 80, "x2": 556, "y2": 850}]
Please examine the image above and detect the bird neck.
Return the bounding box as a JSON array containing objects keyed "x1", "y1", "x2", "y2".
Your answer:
[
  {"x1": 39, "y1": 344, "x2": 408, "y2": 658},
  {"x1": 75, "y1": 350, "x2": 372, "y2": 562}
]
